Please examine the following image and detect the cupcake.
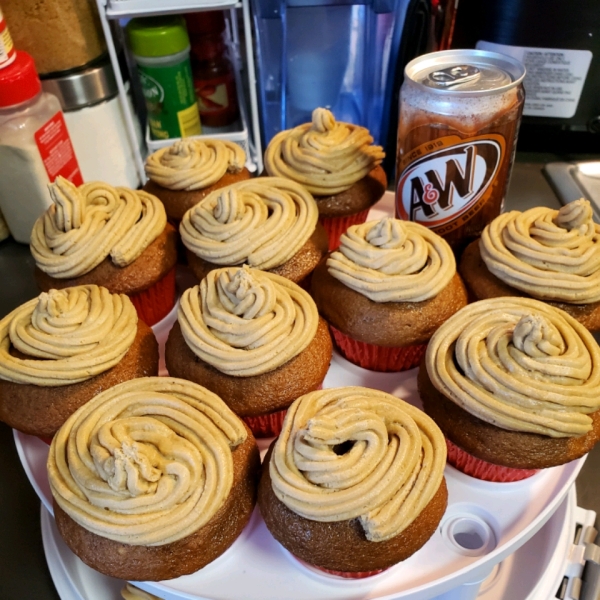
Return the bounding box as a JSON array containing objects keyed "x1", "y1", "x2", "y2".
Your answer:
[
  {"x1": 143, "y1": 138, "x2": 252, "y2": 224},
  {"x1": 460, "y1": 200, "x2": 600, "y2": 331},
  {"x1": 179, "y1": 177, "x2": 328, "y2": 287},
  {"x1": 419, "y1": 297, "x2": 600, "y2": 482},
  {"x1": 258, "y1": 386, "x2": 448, "y2": 577},
  {"x1": 31, "y1": 177, "x2": 177, "y2": 326},
  {"x1": 165, "y1": 266, "x2": 332, "y2": 437},
  {"x1": 264, "y1": 108, "x2": 387, "y2": 251},
  {"x1": 0, "y1": 285, "x2": 158, "y2": 438},
  {"x1": 47, "y1": 377, "x2": 260, "y2": 581},
  {"x1": 311, "y1": 217, "x2": 468, "y2": 371}
]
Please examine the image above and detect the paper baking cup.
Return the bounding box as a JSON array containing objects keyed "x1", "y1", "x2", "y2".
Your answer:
[
  {"x1": 243, "y1": 409, "x2": 288, "y2": 438},
  {"x1": 242, "y1": 384, "x2": 324, "y2": 438},
  {"x1": 129, "y1": 266, "x2": 177, "y2": 327},
  {"x1": 330, "y1": 325, "x2": 427, "y2": 372},
  {"x1": 446, "y1": 438, "x2": 539, "y2": 482},
  {"x1": 292, "y1": 554, "x2": 388, "y2": 579},
  {"x1": 319, "y1": 209, "x2": 371, "y2": 252}
]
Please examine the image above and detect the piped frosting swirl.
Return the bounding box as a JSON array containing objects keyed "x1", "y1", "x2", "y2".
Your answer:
[
  {"x1": 178, "y1": 266, "x2": 318, "y2": 377},
  {"x1": 145, "y1": 139, "x2": 245, "y2": 191},
  {"x1": 426, "y1": 297, "x2": 600, "y2": 438},
  {"x1": 264, "y1": 108, "x2": 385, "y2": 196},
  {"x1": 0, "y1": 285, "x2": 137, "y2": 386},
  {"x1": 269, "y1": 386, "x2": 446, "y2": 542},
  {"x1": 47, "y1": 377, "x2": 248, "y2": 546},
  {"x1": 327, "y1": 218, "x2": 456, "y2": 302},
  {"x1": 31, "y1": 177, "x2": 166, "y2": 278},
  {"x1": 180, "y1": 177, "x2": 318, "y2": 269},
  {"x1": 480, "y1": 200, "x2": 600, "y2": 303}
]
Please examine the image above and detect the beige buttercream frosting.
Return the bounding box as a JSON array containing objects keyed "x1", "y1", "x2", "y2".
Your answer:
[
  {"x1": 480, "y1": 200, "x2": 600, "y2": 304},
  {"x1": 0, "y1": 285, "x2": 137, "y2": 387},
  {"x1": 327, "y1": 217, "x2": 456, "y2": 302},
  {"x1": 180, "y1": 177, "x2": 318, "y2": 269},
  {"x1": 47, "y1": 377, "x2": 247, "y2": 546},
  {"x1": 264, "y1": 108, "x2": 385, "y2": 196},
  {"x1": 121, "y1": 584, "x2": 162, "y2": 600},
  {"x1": 178, "y1": 266, "x2": 318, "y2": 377},
  {"x1": 145, "y1": 139, "x2": 245, "y2": 191},
  {"x1": 31, "y1": 177, "x2": 166, "y2": 279},
  {"x1": 269, "y1": 386, "x2": 446, "y2": 542},
  {"x1": 426, "y1": 297, "x2": 600, "y2": 438}
]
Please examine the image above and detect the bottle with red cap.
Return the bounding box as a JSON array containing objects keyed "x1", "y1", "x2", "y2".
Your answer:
[
  {"x1": 186, "y1": 11, "x2": 239, "y2": 128},
  {"x1": 0, "y1": 51, "x2": 82, "y2": 243}
]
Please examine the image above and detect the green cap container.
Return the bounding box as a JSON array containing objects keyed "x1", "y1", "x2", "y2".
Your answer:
[{"x1": 126, "y1": 16, "x2": 190, "y2": 58}]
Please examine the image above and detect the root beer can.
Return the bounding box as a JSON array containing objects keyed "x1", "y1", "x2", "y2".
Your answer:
[{"x1": 395, "y1": 50, "x2": 525, "y2": 252}]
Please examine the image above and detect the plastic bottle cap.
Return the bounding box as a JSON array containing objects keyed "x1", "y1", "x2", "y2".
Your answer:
[
  {"x1": 126, "y1": 16, "x2": 190, "y2": 58},
  {"x1": 0, "y1": 51, "x2": 41, "y2": 107}
]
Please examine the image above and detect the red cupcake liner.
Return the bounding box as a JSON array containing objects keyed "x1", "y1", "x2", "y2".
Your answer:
[
  {"x1": 312, "y1": 565, "x2": 388, "y2": 579},
  {"x1": 242, "y1": 384, "x2": 324, "y2": 438},
  {"x1": 129, "y1": 267, "x2": 177, "y2": 327},
  {"x1": 292, "y1": 554, "x2": 388, "y2": 579},
  {"x1": 38, "y1": 436, "x2": 53, "y2": 446},
  {"x1": 330, "y1": 325, "x2": 426, "y2": 372},
  {"x1": 319, "y1": 209, "x2": 371, "y2": 252},
  {"x1": 243, "y1": 409, "x2": 288, "y2": 438},
  {"x1": 446, "y1": 438, "x2": 539, "y2": 482}
]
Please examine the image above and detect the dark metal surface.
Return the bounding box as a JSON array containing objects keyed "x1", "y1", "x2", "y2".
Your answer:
[{"x1": 0, "y1": 157, "x2": 598, "y2": 599}]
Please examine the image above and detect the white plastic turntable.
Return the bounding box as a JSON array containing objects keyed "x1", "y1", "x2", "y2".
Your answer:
[{"x1": 13, "y1": 192, "x2": 599, "y2": 600}]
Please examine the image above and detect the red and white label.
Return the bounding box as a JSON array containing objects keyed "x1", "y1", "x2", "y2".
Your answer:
[{"x1": 34, "y1": 112, "x2": 83, "y2": 186}]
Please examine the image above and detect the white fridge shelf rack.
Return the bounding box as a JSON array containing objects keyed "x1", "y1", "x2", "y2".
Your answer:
[{"x1": 94, "y1": 0, "x2": 263, "y2": 183}]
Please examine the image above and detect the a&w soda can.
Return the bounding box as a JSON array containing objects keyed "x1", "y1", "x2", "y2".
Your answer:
[{"x1": 396, "y1": 49, "x2": 525, "y2": 252}]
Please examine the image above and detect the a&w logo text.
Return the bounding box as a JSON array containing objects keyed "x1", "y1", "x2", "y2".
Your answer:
[{"x1": 396, "y1": 138, "x2": 503, "y2": 231}]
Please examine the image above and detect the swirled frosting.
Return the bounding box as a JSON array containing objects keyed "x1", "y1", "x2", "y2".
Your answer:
[
  {"x1": 178, "y1": 266, "x2": 318, "y2": 377},
  {"x1": 0, "y1": 285, "x2": 137, "y2": 386},
  {"x1": 180, "y1": 177, "x2": 318, "y2": 269},
  {"x1": 47, "y1": 377, "x2": 248, "y2": 546},
  {"x1": 264, "y1": 108, "x2": 385, "y2": 196},
  {"x1": 269, "y1": 386, "x2": 446, "y2": 542},
  {"x1": 480, "y1": 200, "x2": 600, "y2": 304},
  {"x1": 145, "y1": 139, "x2": 246, "y2": 191},
  {"x1": 426, "y1": 297, "x2": 600, "y2": 438},
  {"x1": 31, "y1": 177, "x2": 166, "y2": 279},
  {"x1": 121, "y1": 584, "x2": 162, "y2": 600},
  {"x1": 327, "y1": 217, "x2": 456, "y2": 302}
]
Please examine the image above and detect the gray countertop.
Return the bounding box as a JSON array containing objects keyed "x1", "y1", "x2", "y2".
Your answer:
[{"x1": 0, "y1": 157, "x2": 598, "y2": 599}]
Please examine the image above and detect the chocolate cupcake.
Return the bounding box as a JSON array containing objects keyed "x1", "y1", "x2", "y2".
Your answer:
[
  {"x1": 419, "y1": 297, "x2": 600, "y2": 482},
  {"x1": 143, "y1": 138, "x2": 252, "y2": 224},
  {"x1": 166, "y1": 266, "x2": 332, "y2": 437},
  {"x1": 31, "y1": 177, "x2": 177, "y2": 326},
  {"x1": 459, "y1": 200, "x2": 600, "y2": 331},
  {"x1": 180, "y1": 177, "x2": 328, "y2": 287},
  {"x1": 264, "y1": 108, "x2": 387, "y2": 251},
  {"x1": 0, "y1": 285, "x2": 158, "y2": 438},
  {"x1": 47, "y1": 377, "x2": 260, "y2": 581},
  {"x1": 312, "y1": 217, "x2": 468, "y2": 371},
  {"x1": 259, "y1": 386, "x2": 448, "y2": 577}
]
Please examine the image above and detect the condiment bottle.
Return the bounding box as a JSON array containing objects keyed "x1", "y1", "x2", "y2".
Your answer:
[
  {"x1": 0, "y1": 51, "x2": 83, "y2": 243},
  {"x1": 186, "y1": 11, "x2": 239, "y2": 128},
  {"x1": 126, "y1": 16, "x2": 202, "y2": 141}
]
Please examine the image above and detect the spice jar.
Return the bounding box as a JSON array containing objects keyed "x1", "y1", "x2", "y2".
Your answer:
[
  {"x1": 0, "y1": 51, "x2": 83, "y2": 243},
  {"x1": 1, "y1": 0, "x2": 107, "y2": 75},
  {"x1": 186, "y1": 11, "x2": 239, "y2": 128},
  {"x1": 126, "y1": 16, "x2": 202, "y2": 140},
  {"x1": 41, "y1": 57, "x2": 142, "y2": 188}
]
